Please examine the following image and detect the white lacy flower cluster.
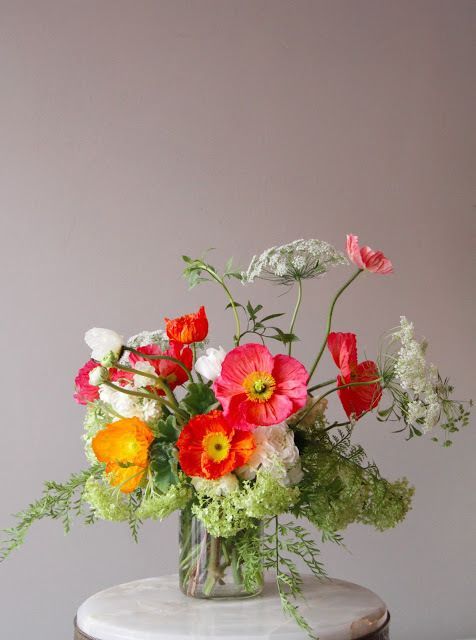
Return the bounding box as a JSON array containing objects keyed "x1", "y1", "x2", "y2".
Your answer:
[
  {"x1": 127, "y1": 329, "x2": 169, "y2": 350},
  {"x1": 393, "y1": 317, "x2": 440, "y2": 432},
  {"x1": 237, "y1": 422, "x2": 303, "y2": 486},
  {"x1": 242, "y1": 239, "x2": 348, "y2": 284}
]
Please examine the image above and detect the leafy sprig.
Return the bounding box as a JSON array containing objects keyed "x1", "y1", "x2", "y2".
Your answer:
[{"x1": 0, "y1": 465, "x2": 103, "y2": 562}]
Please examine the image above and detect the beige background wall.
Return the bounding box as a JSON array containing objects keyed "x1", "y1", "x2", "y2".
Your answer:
[{"x1": 1, "y1": 1, "x2": 475, "y2": 638}]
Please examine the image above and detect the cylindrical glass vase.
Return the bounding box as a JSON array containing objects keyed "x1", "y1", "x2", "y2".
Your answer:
[{"x1": 179, "y1": 508, "x2": 264, "y2": 599}]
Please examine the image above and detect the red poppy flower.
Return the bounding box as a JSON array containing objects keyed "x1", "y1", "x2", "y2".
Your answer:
[
  {"x1": 177, "y1": 410, "x2": 255, "y2": 479},
  {"x1": 327, "y1": 332, "x2": 382, "y2": 420},
  {"x1": 129, "y1": 341, "x2": 192, "y2": 391},
  {"x1": 165, "y1": 306, "x2": 208, "y2": 344}
]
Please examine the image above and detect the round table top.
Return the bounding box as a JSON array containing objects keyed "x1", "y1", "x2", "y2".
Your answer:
[{"x1": 76, "y1": 574, "x2": 388, "y2": 640}]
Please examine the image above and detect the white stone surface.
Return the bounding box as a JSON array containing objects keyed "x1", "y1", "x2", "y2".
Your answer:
[{"x1": 76, "y1": 574, "x2": 388, "y2": 640}]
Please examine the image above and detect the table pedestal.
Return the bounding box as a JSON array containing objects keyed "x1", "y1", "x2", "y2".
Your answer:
[{"x1": 75, "y1": 574, "x2": 390, "y2": 640}]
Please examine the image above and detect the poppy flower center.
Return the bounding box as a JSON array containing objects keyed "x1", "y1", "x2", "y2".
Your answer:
[
  {"x1": 202, "y1": 431, "x2": 231, "y2": 462},
  {"x1": 243, "y1": 371, "x2": 276, "y2": 403}
]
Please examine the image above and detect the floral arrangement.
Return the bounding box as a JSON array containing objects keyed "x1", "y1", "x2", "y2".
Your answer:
[{"x1": 1, "y1": 235, "x2": 471, "y2": 638}]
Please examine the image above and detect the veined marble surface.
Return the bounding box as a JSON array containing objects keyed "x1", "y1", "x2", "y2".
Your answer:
[{"x1": 76, "y1": 574, "x2": 387, "y2": 640}]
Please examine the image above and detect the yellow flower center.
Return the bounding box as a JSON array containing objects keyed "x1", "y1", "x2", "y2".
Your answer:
[
  {"x1": 242, "y1": 370, "x2": 276, "y2": 403},
  {"x1": 202, "y1": 431, "x2": 231, "y2": 462}
]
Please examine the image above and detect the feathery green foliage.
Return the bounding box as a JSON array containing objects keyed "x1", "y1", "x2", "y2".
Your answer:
[{"x1": 1, "y1": 465, "x2": 103, "y2": 562}]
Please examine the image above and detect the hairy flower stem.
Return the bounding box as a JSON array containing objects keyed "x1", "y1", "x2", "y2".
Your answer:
[
  {"x1": 293, "y1": 378, "x2": 382, "y2": 428},
  {"x1": 201, "y1": 266, "x2": 241, "y2": 346},
  {"x1": 316, "y1": 378, "x2": 383, "y2": 404},
  {"x1": 102, "y1": 381, "x2": 174, "y2": 412},
  {"x1": 307, "y1": 378, "x2": 336, "y2": 393},
  {"x1": 288, "y1": 279, "x2": 302, "y2": 356},
  {"x1": 124, "y1": 347, "x2": 193, "y2": 382},
  {"x1": 307, "y1": 268, "x2": 363, "y2": 382},
  {"x1": 192, "y1": 344, "x2": 204, "y2": 383}
]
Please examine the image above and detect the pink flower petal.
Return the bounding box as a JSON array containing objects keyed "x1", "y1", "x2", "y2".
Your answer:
[{"x1": 346, "y1": 234, "x2": 366, "y2": 269}]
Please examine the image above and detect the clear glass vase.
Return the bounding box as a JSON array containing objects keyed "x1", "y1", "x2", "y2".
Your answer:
[{"x1": 179, "y1": 507, "x2": 264, "y2": 599}]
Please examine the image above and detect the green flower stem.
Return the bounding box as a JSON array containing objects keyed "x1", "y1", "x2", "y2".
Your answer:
[
  {"x1": 114, "y1": 363, "x2": 161, "y2": 382},
  {"x1": 293, "y1": 378, "x2": 382, "y2": 429},
  {"x1": 307, "y1": 268, "x2": 363, "y2": 382},
  {"x1": 288, "y1": 278, "x2": 302, "y2": 356},
  {"x1": 315, "y1": 377, "x2": 383, "y2": 404},
  {"x1": 307, "y1": 378, "x2": 336, "y2": 393},
  {"x1": 192, "y1": 344, "x2": 204, "y2": 383},
  {"x1": 124, "y1": 347, "x2": 193, "y2": 382},
  {"x1": 102, "y1": 381, "x2": 174, "y2": 412},
  {"x1": 202, "y1": 266, "x2": 241, "y2": 346}
]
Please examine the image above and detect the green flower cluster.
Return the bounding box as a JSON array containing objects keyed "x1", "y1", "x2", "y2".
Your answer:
[
  {"x1": 83, "y1": 477, "x2": 130, "y2": 521},
  {"x1": 82, "y1": 402, "x2": 110, "y2": 464},
  {"x1": 192, "y1": 470, "x2": 299, "y2": 538},
  {"x1": 137, "y1": 482, "x2": 192, "y2": 521},
  {"x1": 294, "y1": 429, "x2": 414, "y2": 537}
]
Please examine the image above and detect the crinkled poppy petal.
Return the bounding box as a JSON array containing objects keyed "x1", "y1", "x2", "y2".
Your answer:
[
  {"x1": 224, "y1": 393, "x2": 254, "y2": 430},
  {"x1": 336, "y1": 362, "x2": 382, "y2": 420},
  {"x1": 178, "y1": 448, "x2": 205, "y2": 477},
  {"x1": 327, "y1": 332, "x2": 358, "y2": 377},
  {"x1": 201, "y1": 451, "x2": 236, "y2": 479},
  {"x1": 272, "y1": 354, "x2": 308, "y2": 407},
  {"x1": 230, "y1": 430, "x2": 256, "y2": 466},
  {"x1": 244, "y1": 392, "x2": 294, "y2": 426},
  {"x1": 107, "y1": 463, "x2": 146, "y2": 493},
  {"x1": 346, "y1": 234, "x2": 366, "y2": 269}
]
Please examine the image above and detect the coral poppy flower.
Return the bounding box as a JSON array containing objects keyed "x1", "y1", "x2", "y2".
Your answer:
[
  {"x1": 327, "y1": 332, "x2": 382, "y2": 420},
  {"x1": 129, "y1": 341, "x2": 192, "y2": 391},
  {"x1": 92, "y1": 417, "x2": 154, "y2": 493},
  {"x1": 177, "y1": 410, "x2": 255, "y2": 479},
  {"x1": 213, "y1": 343, "x2": 308, "y2": 431},
  {"x1": 165, "y1": 306, "x2": 208, "y2": 344},
  {"x1": 74, "y1": 360, "x2": 100, "y2": 405},
  {"x1": 346, "y1": 234, "x2": 393, "y2": 274}
]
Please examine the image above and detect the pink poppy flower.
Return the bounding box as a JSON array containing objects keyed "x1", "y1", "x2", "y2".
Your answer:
[
  {"x1": 213, "y1": 343, "x2": 308, "y2": 431},
  {"x1": 346, "y1": 234, "x2": 393, "y2": 274},
  {"x1": 74, "y1": 360, "x2": 100, "y2": 405},
  {"x1": 327, "y1": 332, "x2": 382, "y2": 420}
]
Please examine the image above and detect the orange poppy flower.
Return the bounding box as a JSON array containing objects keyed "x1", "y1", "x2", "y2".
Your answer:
[
  {"x1": 177, "y1": 410, "x2": 255, "y2": 480},
  {"x1": 165, "y1": 306, "x2": 208, "y2": 344},
  {"x1": 92, "y1": 417, "x2": 154, "y2": 493}
]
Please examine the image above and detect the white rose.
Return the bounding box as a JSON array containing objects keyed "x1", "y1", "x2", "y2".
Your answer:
[
  {"x1": 85, "y1": 328, "x2": 123, "y2": 361},
  {"x1": 191, "y1": 473, "x2": 239, "y2": 496},
  {"x1": 99, "y1": 384, "x2": 141, "y2": 418},
  {"x1": 132, "y1": 360, "x2": 157, "y2": 388},
  {"x1": 237, "y1": 423, "x2": 301, "y2": 484},
  {"x1": 195, "y1": 346, "x2": 226, "y2": 382}
]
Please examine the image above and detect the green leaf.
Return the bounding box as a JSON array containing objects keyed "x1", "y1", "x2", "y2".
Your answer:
[
  {"x1": 181, "y1": 382, "x2": 217, "y2": 416},
  {"x1": 156, "y1": 415, "x2": 179, "y2": 442},
  {"x1": 149, "y1": 443, "x2": 178, "y2": 493}
]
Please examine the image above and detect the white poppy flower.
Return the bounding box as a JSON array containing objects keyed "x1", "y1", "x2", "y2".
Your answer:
[{"x1": 85, "y1": 328, "x2": 123, "y2": 362}]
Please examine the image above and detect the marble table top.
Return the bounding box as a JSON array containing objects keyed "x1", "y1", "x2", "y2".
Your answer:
[{"x1": 76, "y1": 574, "x2": 388, "y2": 640}]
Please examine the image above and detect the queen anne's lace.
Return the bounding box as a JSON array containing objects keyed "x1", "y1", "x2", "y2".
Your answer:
[
  {"x1": 127, "y1": 329, "x2": 168, "y2": 349},
  {"x1": 242, "y1": 239, "x2": 348, "y2": 284},
  {"x1": 393, "y1": 317, "x2": 441, "y2": 432}
]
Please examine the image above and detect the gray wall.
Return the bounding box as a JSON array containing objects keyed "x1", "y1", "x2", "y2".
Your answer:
[{"x1": 1, "y1": 1, "x2": 475, "y2": 638}]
